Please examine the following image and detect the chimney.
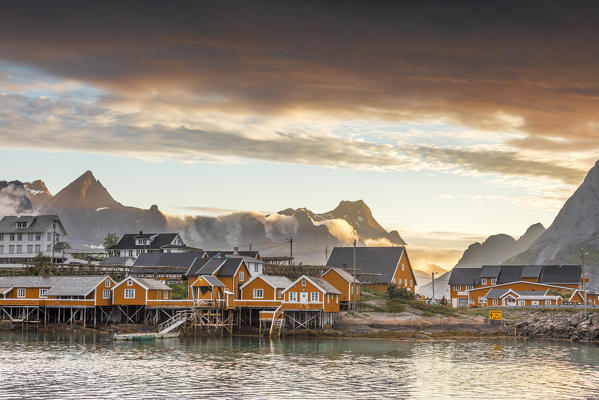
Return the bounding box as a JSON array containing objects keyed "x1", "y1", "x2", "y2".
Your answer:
[
  {"x1": 343, "y1": 262, "x2": 347, "y2": 269},
  {"x1": 233, "y1": 247, "x2": 239, "y2": 255}
]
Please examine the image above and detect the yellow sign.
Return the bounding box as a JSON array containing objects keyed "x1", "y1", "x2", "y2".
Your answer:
[{"x1": 489, "y1": 311, "x2": 502, "y2": 320}]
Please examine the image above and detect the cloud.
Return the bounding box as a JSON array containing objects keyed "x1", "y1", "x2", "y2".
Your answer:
[{"x1": 314, "y1": 218, "x2": 358, "y2": 243}]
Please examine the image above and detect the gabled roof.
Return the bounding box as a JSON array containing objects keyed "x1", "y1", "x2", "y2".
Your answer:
[
  {"x1": 326, "y1": 246, "x2": 408, "y2": 285},
  {"x1": 283, "y1": 275, "x2": 342, "y2": 295},
  {"x1": 46, "y1": 276, "x2": 111, "y2": 297},
  {"x1": 0, "y1": 215, "x2": 67, "y2": 235},
  {"x1": 196, "y1": 258, "x2": 227, "y2": 275},
  {"x1": 539, "y1": 265, "x2": 582, "y2": 284},
  {"x1": 108, "y1": 233, "x2": 180, "y2": 250},
  {"x1": 484, "y1": 288, "x2": 510, "y2": 299},
  {"x1": 132, "y1": 251, "x2": 204, "y2": 274},
  {"x1": 479, "y1": 266, "x2": 501, "y2": 278},
  {"x1": 322, "y1": 267, "x2": 360, "y2": 284},
  {"x1": 521, "y1": 265, "x2": 542, "y2": 279},
  {"x1": 0, "y1": 276, "x2": 55, "y2": 288},
  {"x1": 497, "y1": 266, "x2": 524, "y2": 284},
  {"x1": 216, "y1": 258, "x2": 245, "y2": 277},
  {"x1": 240, "y1": 275, "x2": 292, "y2": 290},
  {"x1": 196, "y1": 275, "x2": 225, "y2": 287},
  {"x1": 100, "y1": 256, "x2": 134, "y2": 265},
  {"x1": 112, "y1": 276, "x2": 172, "y2": 291},
  {"x1": 185, "y1": 258, "x2": 211, "y2": 278},
  {"x1": 448, "y1": 268, "x2": 482, "y2": 285}
]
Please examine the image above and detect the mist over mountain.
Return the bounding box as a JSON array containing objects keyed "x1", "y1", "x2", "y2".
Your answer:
[
  {"x1": 1, "y1": 171, "x2": 405, "y2": 262},
  {"x1": 508, "y1": 161, "x2": 599, "y2": 265},
  {"x1": 0, "y1": 180, "x2": 33, "y2": 215}
]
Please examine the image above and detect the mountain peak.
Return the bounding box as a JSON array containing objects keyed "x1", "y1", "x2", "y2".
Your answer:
[
  {"x1": 23, "y1": 179, "x2": 53, "y2": 210},
  {"x1": 42, "y1": 171, "x2": 121, "y2": 210}
]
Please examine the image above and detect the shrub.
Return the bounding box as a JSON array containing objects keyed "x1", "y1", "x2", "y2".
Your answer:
[{"x1": 386, "y1": 284, "x2": 415, "y2": 300}]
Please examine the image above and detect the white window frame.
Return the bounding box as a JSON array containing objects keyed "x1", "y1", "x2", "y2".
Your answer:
[
  {"x1": 465, "y1": 285, "x2": 474, "y2": 290},
  {"x1": 105, "y1": 279, "x2": 111, "y2": 287},
  {"x1": 124, "y1": 288, "x2": 135, "y2": 299},
  {"x1": 301, "y1": 280, "x2": 306, "y2": 286},
  {"x1": 163, "y1": 291, "x2": 169, "y2": 300},
  {"x1": 253, "y1": 288, "x2": 264, "y2": 299},
  {"x1": 39, "y1": 289, "x2": 48, "y2": 299},
  {"x1": 239, "y1": 271, "x2": 245, "y2": 282},
  {"x1": 478, "y1": 296, "x2": 486, "y2": 304},
  {"x1": 493, "y1": 298, "x2": 498, "y2": 305},
  {"x1": 402, "y1": 263, "x2": 405, "y2": 271},
  {"x1": 17, "y1": 288, "x2": 26, "y2": 298},
  {"x1": 127, "y1": 280, "x2": 133, "y2": 286},
  {"x1": 311, "y1": 292, "x2": 319, "y2": 302},
  {"x1": 288, "y1": 292, "x2": 298, "y2": 302},
  {"x1": 103, "y1": 289, "x2": 111, "y2": 299}
]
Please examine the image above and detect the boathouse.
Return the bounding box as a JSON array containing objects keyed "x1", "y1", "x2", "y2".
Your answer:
[
  {"x1": 112, "y1": 276, "x2": 172, "y2": 306},
  {"x1": 326, "y1": 246, "x2": 416, "y2": 292},
  {"x1": 239, "y1": 275, "x2": 292, "y2": 308}
]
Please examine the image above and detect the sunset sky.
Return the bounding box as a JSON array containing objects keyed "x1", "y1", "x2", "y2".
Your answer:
[{"x1": 1, "y1": 1, "x2": 598, "y2": 268}]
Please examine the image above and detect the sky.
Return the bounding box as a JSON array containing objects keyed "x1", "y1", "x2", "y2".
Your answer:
[{"x1": 1, "y1": 1, "x2": 598, "y2": 269}]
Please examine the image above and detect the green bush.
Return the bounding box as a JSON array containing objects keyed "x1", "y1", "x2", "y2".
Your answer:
[
  {"x1": 169, "y1": 283, "x2": 188, "y2": 300},
  {"x1": 386, "y1": 284, "x2": 415, "y2": 300},
  {"x1": 385, "y1": 299, "x2": 406, "y2": 313}
]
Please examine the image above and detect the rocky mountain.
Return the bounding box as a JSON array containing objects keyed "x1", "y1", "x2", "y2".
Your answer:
[
  {"x1": 453, "y1": 223, "x2": 545, "y2": 268},
  {"x1": 40, "y1": 171, "x2": 167, "y2": 247},
  {"x1": 508, "y1": 160, "x2": 599, "y2": 265},
  {"x1": 1, "y1": 171, "x2": 403, "y2": 263},
  {"x1": 0, "y1": 180, "x2": 33, "y2": 215},
  {"x1": 23, "y1": 180, "x2": 53, "y2": 210},
  {"x1": 279, "y1": 199, "x2": 406, "y2": 246}
]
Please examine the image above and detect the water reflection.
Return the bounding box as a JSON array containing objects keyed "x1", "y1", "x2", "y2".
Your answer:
[{"x1": 0, "y1": 331, "x2": 599, "y2": 399}]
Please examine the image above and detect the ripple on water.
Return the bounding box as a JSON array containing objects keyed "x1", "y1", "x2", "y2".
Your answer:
[{"x1": 1, "y1": 333, "x2": 599, "y2": 399}]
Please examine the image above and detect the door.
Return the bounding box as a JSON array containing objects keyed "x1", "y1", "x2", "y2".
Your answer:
[{"x1": 300, "y1": 292, "x2": 309, "y2": 303}]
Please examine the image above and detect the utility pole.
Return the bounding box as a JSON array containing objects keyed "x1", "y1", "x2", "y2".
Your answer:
[
  {"x1": 353, "y1": 240, "x2": 357, "y2": 313},
  {"x1": 288, "y1": 236, "x2": 293, "y2": 265},
  {"x1": 581, "y1": 248, "x2": 587, "y2": 317},
  {"x1": 431, "y1": 272, "x2": 436, "y2": 304}
]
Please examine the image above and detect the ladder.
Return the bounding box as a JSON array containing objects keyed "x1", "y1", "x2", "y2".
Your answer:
[
  {"x1": 269, "y1": 305, "x2": 285, "y2": 337},
  {"x1": 158, "y1": 310, "x2": 192, "y2": 335}
]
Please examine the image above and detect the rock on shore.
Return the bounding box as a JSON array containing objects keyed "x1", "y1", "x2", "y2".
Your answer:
[{"x1": 508, "y1": 311, "x2": 599, "y2": 341}]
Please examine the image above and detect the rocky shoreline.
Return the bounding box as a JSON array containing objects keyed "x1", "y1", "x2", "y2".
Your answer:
[{"x1": 506, "y1": 311, "x2": 599, "y2": 342}]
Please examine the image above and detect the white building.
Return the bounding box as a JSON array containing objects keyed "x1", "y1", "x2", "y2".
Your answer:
[
  {"x1": 0, "y1": 215, "x2": 67, "y2": 263},
  {"x1": 107, "y1": 232, "x2": 190, "y2": 259}
]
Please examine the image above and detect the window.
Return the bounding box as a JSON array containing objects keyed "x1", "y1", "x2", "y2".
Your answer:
[
  {"x1": 103, "y1": 289, "x2": 111, "y2": 299},
  {"x1": 9, "y1": 234, "x2": 14, "y2": 241},
  {"x1": 35, "y1": 233, "x2": 41, "y2": 241},
  {"x1": 336, "y1": 295, "x2": 338, "y2": 304},
  {"x1": 46, "y1": 244, "x2": 50, "y2": 251},
  {"x1": 17, "y1": 288, "x2": 26, "y2": 298},
  {"x1": 8, "y1": 245, "x2": 14, "y2": 254},
  {"x1": 253, "y1": 289, "x2": 264, "y2": 299},
  {"x1": 465, "y1": 285, "x2": 474, "y2": 290},
  {"x1": 47, "y1": 233, "x2": 51, "y2": 241},
  {"x1": 105, "y1": 279, "x2": 111, "y2": 287},
  {"x1": 163, "y1": 291, "x2": 169, "y2": 300},
  {"x1": 493, "y1": 298, "x2": 498, "y2": 305},
  {"x1": 128, "y1": 250, "x2": 133, "y2": 257},
  {"x1": 239, "y1": 271, "x2": 245, "y2": 282},
  {"x1": 398, "y1": 278, "x2": 402, "y2": 286},
  {"x1": 490, "y1": 278, "x2": 497, "y2": 285},
  {"x1": 0, "y1": 245, "x2": 3, "y2": 254},
  {"x1": 402, "y1": 263, "x2": 405, "y2": 271},
  {"x1": 127, "y1": 280, "x2": 133, "y2": 286},
  {"x1": 124, "y1": 288, "x2": 135, "y2": 299},
  {"x1": 27, "y1": 233, "x2": 34, "y2": 241},
  {"x1": 311, "y1": 292, "x2": 319, "y2": 302},
  {"x1": 0, "y1": 234, "x2": 3, "y2": 241},
  {"x1": 478, "y1": 297, "x2": 486, "y2": 304},
  {"x1": 276, "y1": 288, "x2": 283, "y2": 299},
  {"x1": 289, "y1": 292, "x2": 298, "y2": 302},
  {"x1": 301, "y1": 280, "x2": 306, "y2": 286},
  {"x1": 35, "y1": 245, "x2": 40, "y2": 253},
  {"x1": 27, "y1": 245, "x2": 33, "y2": 254},
  {"x1": 39, "y1": 289, "x2": 48, "y2": 298},
  {"x1": 254, "y1": 264, "x2": 259, "y2": 272},
  {"x1": 16, "y1": 245, "x2": 22, "y2": 254},
  {"x1": 410, "y1": 280, "x2": 413, "y2": 287}
]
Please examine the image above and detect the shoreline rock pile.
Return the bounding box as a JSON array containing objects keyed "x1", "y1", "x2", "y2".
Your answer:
[{"x1": 508, "y1": 311, "x2": 599, "y2": 341}]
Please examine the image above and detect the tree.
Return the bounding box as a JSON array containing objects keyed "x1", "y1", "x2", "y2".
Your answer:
[{"x1": 103, "y1": 233, "x2": 119, "y2": 249}]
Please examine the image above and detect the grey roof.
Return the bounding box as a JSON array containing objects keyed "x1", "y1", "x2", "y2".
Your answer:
[
  {"x1": 109, "y1": 233, "x2": 180, "y2": 250},
  {"x1": 204, "y1": 250, "x2": 261, "y2": 260},
  {"x1": 497, "y1": 266, "x2": 524, "y2": 284},
  {"x1": 479, "y1": 266, "x2": 501, "y2": 278},
  {"x1": 448, "y1": 268, "x2": 482, "y2": 285},
  {"x1": 46, "y1": 276, "x2": 108, "y2": 296},
  {"x1": 0, "y1": 215, "x2": 66, "y2": 234},
  {"x1": 326, "y1": 247, "x2": 408, "y2": 285},
  {"x1": 100, "y1": 256, "x2": 133, "y2": 265},
  {"x1": 185, "y1": 258, "x2": 211, "y2": 278},
  {"x1": 484, "y1": 288, "x2": 509, "y2": 299},
  {"x1": 132, "y1": 251, "x2": 204, "y2": 271},
  {"x1": 260, "y1": 275, "x2": 293, "y2": 289},
  {"x1": 521, "y1": 265, "x2": 543, "y2": 279},
  {"x1": 0, "y1": 276, "x2": 56, "y2": 288},
  {"x1": 196, "y1": 258, "x2": 227, "y2": 275},
  {"x1": 310, "y1": 277, "x2": 342, "y2": 294},
  {"x1": 514, "y1": 290, "x2": 549, "y2": 297},
  {"x1": 539, "y1": 265, "x2": 582, "y2": 284},
  {"x1": 216, "y1": 258, "x2": 244, "y2": 277},
  {"x1": 198, "y1": 275, "x2": 225, "y2": 287},
  {"x1": 135, "y1": 278, "x2": 172, "y2": 291},
  {"x1": 323, "y1": 267, "x2": 360, "y2": 284}
]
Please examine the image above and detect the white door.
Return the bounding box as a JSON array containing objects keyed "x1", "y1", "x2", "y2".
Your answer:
[{"x1": 300, "y1": 292, "x2": 308, "y2": 303}]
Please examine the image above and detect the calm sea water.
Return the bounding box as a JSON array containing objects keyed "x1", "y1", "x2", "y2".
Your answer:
[{"x1": 0, "y1": 331, "x2": 599, "y2": 399}]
